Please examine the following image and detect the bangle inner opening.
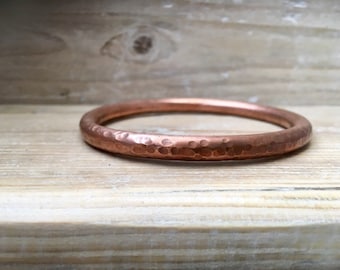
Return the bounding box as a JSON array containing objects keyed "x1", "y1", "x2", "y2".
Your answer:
[{"x1": 106, "y1": 112, "x2": 282, "y2": 136}]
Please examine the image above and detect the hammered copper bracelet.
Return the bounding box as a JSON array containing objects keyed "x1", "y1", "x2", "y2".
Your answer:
[{"x1": 80, "y1": 98, "x2": 312, "y2": 161}]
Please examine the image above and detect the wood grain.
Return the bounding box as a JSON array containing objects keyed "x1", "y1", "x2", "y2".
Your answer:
[
  {"x1": 0, "y1": 105, "x2": 339, "y2": 269},
  {"x1": 0, "y1": 0, "x2": 339, "y2": 268},
  {"x1": 0, "y1": 0, "x2": 340, "y2": 104}
]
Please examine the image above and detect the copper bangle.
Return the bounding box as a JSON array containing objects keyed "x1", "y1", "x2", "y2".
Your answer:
[{"x1": 79, "y1": 98, "x2": 312, "y2": 161}]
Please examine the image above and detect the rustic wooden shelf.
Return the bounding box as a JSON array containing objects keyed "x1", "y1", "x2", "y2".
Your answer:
[{"x1": 0, "y1": 105, "x2": 339, "y2": 269}]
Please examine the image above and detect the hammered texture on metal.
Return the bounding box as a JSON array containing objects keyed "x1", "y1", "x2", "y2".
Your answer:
[{"x1": 80, "y1": 98, "x2": 312, "y2": 161}]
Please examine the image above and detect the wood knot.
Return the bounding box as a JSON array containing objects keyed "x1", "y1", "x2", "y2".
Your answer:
[
  {"x1": 133, "y1": 35, "x2": 153, "y2": 54},
  {"x1": 101, "y1": 24, "x2": 176, "y2": 64}
]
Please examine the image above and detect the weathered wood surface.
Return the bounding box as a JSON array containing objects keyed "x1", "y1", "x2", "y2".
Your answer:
[
  {"x1": 0, "y1": 0, "x2": 340, "y2": 104},
  {"x1": 0, "y1": 105, "x2": 339, "y2": 269}
]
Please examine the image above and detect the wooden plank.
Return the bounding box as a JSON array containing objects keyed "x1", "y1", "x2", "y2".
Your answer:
[
  {"x1": 0, "y1": 224, "x2": 338, "y2": 269},
  {"x1": 0, "y1": 0, "x2": 340, "y2": 104},
  {"x1": 0, "y1": 105, "x2": 339, "y2": 268}
]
